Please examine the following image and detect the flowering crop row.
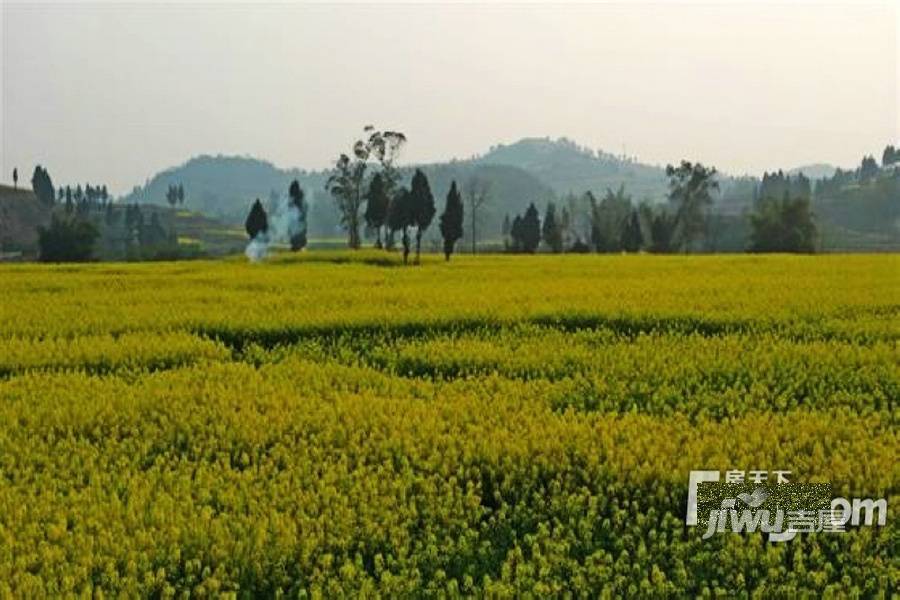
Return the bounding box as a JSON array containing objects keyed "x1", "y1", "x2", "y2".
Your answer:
[{"x1": 0, "y1": 253, "x2": 896, "y2": 596}]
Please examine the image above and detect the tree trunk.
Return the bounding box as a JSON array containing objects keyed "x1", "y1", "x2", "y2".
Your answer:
[
  {"x1": 415, "y1": 229, "x2": 422, "y2": 264},
  {"x1": 349, "y1": 214, "x2": 360, "y2": 249},
  {"x1": 402, "y1": 228, "x2": 410, "y2": 264}
]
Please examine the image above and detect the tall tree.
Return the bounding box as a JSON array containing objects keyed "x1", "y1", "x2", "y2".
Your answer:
[
  {"x1": 12, "y1": 168, "x2": 17, "y2": 190},
  {"x1": 620, "y1": 209, "x2": 644, "y2": 252},
  {"x1": 463, "y1": 177, "x2": 491, "y2": 254},
  {"x1": 749, "y1": 193, "x2": 817, "y2": 253},
  {"x1": 510, "y1": 215, "x2": 524, "y2": 252},
  {"x1": 590, "y1": 185, "x2": 632, "y2": 252},
  {"x1": 520, "y1": 203, "x2": 542, "y2": 253},
  {"x1": 288, "y1": 180, "x2": 309, "y2": 251},
  {"x1": 365, "y1": 127, "x2": 406, "y2": 250},
  {"x1": 409, "y1": 169, "x2": 435, "y2": 264},
  {"x1": 542, "y1": 202, "x2": 564, "y2": 253},
  {"x1": 366, "y1": 128, "x2": 407, "y2": 198},
  {"x1": 859, "y1": 156, "x2": 879, "y2": 182},
  {"x1": 439, "y1": 181, "x2": 464, "y2": 261},
  {"x1": 30, "y1": 166, "x2": 55, "y2": 206},
  {"x1": 326, "y1": 126, "x2": 405, "y2": 250},
  {"x1": 387, "y1": 187, "x2": 414, "y2": 264},
  {"x1": 326, "y1": 136, "x2": 370, "y2": 249},
  {"x1": 640, "y1": 203, "x2": 678, "y2": 253},
  {"x1": 364, "y1": 173, "x2": 390, "y2": 248},
  {"x1": 665, "y1": 160, "x2": 718, "y2": 252},
  {"x1": 245, "y1": 199, "x2": 269, "y2": 240},
  {"x1": 883, "y1": 145, "x2": 897, "y2": 167},
  {"x1": 177, "y1": 184, "x2": 185, "y2": 206}
]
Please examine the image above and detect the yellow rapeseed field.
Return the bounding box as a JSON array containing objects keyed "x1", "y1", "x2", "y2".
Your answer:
[{"x1": 0, "y1": 252, "x2": 897, "y2": 597}]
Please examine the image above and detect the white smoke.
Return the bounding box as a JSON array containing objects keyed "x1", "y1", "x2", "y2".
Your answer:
[
  {"x1": 244, "y1": 195, "x2": 307, "y2": 262},
  {"x1": 245, "y1": 233, "x2": 269, "y2": 262},
  {"x1": 269, "y1": 202, "x2": 303, "y2": 243}
]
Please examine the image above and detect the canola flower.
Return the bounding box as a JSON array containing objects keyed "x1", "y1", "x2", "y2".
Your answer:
[{"x1": 0, "y1": 253, "x2": 896, "y2": 597}]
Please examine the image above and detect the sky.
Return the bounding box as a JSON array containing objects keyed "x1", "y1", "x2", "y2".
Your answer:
[{"x1": 1, "y1": 1, "x2": 898, "y2": 195}]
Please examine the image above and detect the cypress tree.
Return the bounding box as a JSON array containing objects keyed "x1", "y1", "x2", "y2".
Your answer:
[
  {"x1": 409, "y1": 169, "x2": 435, "y2": 264},
  {"x1": 245, "y1": 199, "x2": 269, "y2": 240},
  {"x1": 364, "y1": 173, "x2": 390, "y2": 249},
  {"x1": 521, "y1": 203, "x2": 541, "y2": 253},
  {"x1": 439, "y1": 181, "x2": 464, "y2": 261}
]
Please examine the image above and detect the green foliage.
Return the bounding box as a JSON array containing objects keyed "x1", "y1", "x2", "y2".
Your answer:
[
  {"x1": 640, "y1": 204, "x2": 678, "y2": 253},
  {"x1": 665, "y1": 161, "x2": 718, "y2": 251},
  {"x1": 244, "y1": 199, "x2": 268, "y2": 240},
  {"x1": 30, "y1": 165, "x2": 55, "y2": 207},
  {"x1": 388, "y1": 187, "x2": 414, "y2": 263},
  {"x1": 410, "y1": 169, "x2": 436, "y2": 263},
  {"x1": 510, "y1": 203, "x2": 541, "y2": 253},
  {"x1": 364, "y1": 172, "x2": 389, "y2": 248},
  {"x1": 758, "y1": 171, "x2": 811, "y2": 201},
  {"x1": 37, "y1": 214, "x2": 98, "y2": 262},
  {"x1": 326, "y1": 151, "x2": 367, "y2": 249},
  {"x1": 542, "y1": 202, "x2": 564, "y2": 253},
  {"x1": 439, "y1": 181, "x2": 464, "y2": 260},
  {"x1": 858, "y1": 155, "x2": 880, "y2": 182},
  {"x1": 813, "y1": 161, "x2": 899, "y2": 237},
  {"x1": 590, "y1": 186, "x2": 632, "y2": 253},
  {"x1": 749, "y1": 195, "x2": 817, "y2": 253},
  {"x1": 620, "y1": 209, "x2": 643, "y2": 252}
]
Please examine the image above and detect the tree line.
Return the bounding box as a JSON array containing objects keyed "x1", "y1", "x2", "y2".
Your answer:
[
  {"x1": 248, "y1": 126, "x2": 467, "y2": 263},
  {"x1": 16, "y1": 164, "x2": 188, "y2": 261}
]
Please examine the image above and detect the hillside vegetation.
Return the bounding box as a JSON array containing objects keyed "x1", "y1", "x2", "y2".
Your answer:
[
  {"x1": 0, "y1": 253, "x2": 896, "y2": 596},
  {"x1": 116, "y1": 137, "x2": 898, "y2": 252},
  {"x1": 0, "y1": 184, "x2": 49, "y2": 258}
]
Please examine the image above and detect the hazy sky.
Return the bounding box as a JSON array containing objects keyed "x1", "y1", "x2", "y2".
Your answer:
[{"x1": 1, "y1": 1, "x2": 898, "y2": 194}]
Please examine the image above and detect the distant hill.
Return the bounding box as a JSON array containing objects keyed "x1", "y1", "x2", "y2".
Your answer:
[
  {"x1": 120, "y1": 155, "x2": 321, "y2": 224},
  {"x1": 119, "y1": 153, "x2": 557, "y2": 242},
  {"x1": 476, "y1": 137, "x2": 669, "y2": 200},
  {"x1": 116, "y1": 138, "x2": 897, "y2": 251},
  {"x1": 118, "y1": 138, "x2": 673, "y2": 243}
]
